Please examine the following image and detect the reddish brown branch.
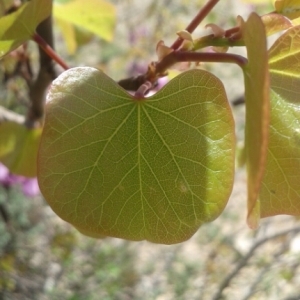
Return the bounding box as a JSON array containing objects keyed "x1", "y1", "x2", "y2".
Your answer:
[
  {"x1": 26, "y1": 15, "x2": 63, "y2": 127},
  {"x1": 118, "y1": 51, "x2": 247, "y2": 91},
  {"x1": 0, "y1": 106, "x2": 25, "y2": 124},
  {"x1": 156, "y1": 51, "x2": 248, "y2": 72},
  {"x1": 224, "y1": 26, "x2": 240, "y2": 37},
  {"x1": 171, "y1": 0, "x2": 220, "y2": 50},
  {"x1": 32, "y1": 33, "x2": 69, "y2": 71}
]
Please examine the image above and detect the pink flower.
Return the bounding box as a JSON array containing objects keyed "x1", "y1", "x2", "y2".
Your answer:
[{"x1": 0, "y1": 163, "x2": 40, "y2": 197}]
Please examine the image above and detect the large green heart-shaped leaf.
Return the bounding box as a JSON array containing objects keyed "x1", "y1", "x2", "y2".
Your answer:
[
  {"x1": 259, "y1": 25, "x2": 300, "y2": 217},
  {"x1": 242, "y1": 13, "x2": 270, "y2": 228},
  {"x1": 37, "y1": 67, "x2": 235, "y2": 244},
  {"x1": 0, "y1": 122, "x2": 42, "y2": 177},
  {"x1": 0, "y1": 0, "x2": 52, "y2": 58}
]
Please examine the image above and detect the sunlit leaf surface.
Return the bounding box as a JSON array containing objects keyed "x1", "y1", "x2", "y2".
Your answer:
[
  {"x1": 55, "y1": 18, "x2": 77, "y2": 55},
  {"x1": 53, "y1": 0, "x2": 116, "y2": 42},
  {"x1": 38, "y1": 67, "x2": 235, "y2": 244},
  {"x1": 259, "y1": 25, "x2": 300, "y2": 217},
  {"x1": 0, "y1": 122, "x2": 42, "y2": 177},
  {"x1": 0, "y1": 0, "x2": 52, "y2": 58},
  {"x1": 242, "y1": 13, "x2": 270, "y2": 228},
  {"x1": 274, "y1": 0, "x2": 300, "y2": 20},
  {"x1": 262, "y1": 13, "x2": 292, "y2": 36}
]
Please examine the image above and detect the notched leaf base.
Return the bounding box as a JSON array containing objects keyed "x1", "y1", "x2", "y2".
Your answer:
[{"x1": 38, "y1": 67, "x2": 235, "y2": 244}]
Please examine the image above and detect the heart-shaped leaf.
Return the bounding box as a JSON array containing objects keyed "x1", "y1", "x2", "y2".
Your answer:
[
  {"x1": 241, "y1": 13, "x2": 270, "y2": 228},
  {"x1": 259, "y1": 25, "x2": 300, "y2": 217},
  {"x1": 38, "y1": 67, "x2": 235, "y2": 244},
  {"x1": 0, "y1": 122, "x2": 42, "y2": 177},
  {"x1": 0, "y1": 0, "x2": 52, "y2": 58}
]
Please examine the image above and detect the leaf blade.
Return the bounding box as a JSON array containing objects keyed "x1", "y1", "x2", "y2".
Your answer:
[
  {"x1": 274, "y1": 0, "x2": 300, "y2": 20},
  {"x1": 0, "y1": 122, "x2": 42, "y2": 177},
  {"x1": 0, "y1": 0, "x2": 52, "y2": 57},
  {"x1": 242, "y1": 13, "x2": 270, "y2": 228},
  {"x1": 38, "y1": 67, "x2": 235, "y2": 244},
  {"x1": 259, "y1": 25, "x2": 300, "y2": 217}
]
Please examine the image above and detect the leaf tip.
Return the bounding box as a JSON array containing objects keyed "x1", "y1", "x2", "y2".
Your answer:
[{"x1": 247, "y1": 200, "x2": 261, "y2": 229}]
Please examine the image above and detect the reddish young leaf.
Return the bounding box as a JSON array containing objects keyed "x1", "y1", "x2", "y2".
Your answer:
[
  {"x1": 262, "y1": 13, "x2": 292, "y2": 36},
  {"x1": 241, "y1": 13, "x2": 270, "y2": 228}
]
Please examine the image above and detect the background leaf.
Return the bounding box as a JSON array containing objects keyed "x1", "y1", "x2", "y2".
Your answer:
[
  {"x1": 274, "y1": 0, "x2": 300, "y2": 20},
  {"x1": 0, "y1": 0, "x2": 52, "y2": 58},
  {"x1": 53, "y1": 0, "x2": 116, "y2": 42},
  {"x1": 242, "y1": 13, "x2": 270, "y2": 228},
  {"x1": 0, "y1": 122, "x2": 42, "y2": 177},
  {"x1": 262, "y1": 13, "x2": 292, "y2": 36},
  {"x1": 259, "y1": 25, "x2": 300, "y2": 217},
  {"x1": 38, "y1": 67, "x2": 235, "y2": 244},
  {"x1": 55, "y1": 18, "x2": 77, "y2": 55}
]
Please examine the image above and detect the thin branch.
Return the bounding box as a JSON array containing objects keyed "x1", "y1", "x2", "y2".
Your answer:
[
  {"x1": 26, "y1": 15, "x2": 60, "y2": 127},
  {"x1": 211, "y1": 226, "x2": 300, "y2": 300},
  {"x1": 0, "y1": 106, "x2": 25, "y2": 124},
  {"x1": 156, "y1": 51, "x2": 248, "y2": 74},
  {"x1": 241, "y1": 236, "x2": 291, "y2": 300},
  {"x1": 192, "y1": 33, "x2": 244, "y2": 51},
  {"x1": 32, "y1": 33, "x2": 69, "y2": 71},
  {"x1": 117, "y1": 51, "x2": 247, "y2": 91},
  {"x1": 225, "y1": 26, "x2": 240, "y2": 37},
  {"x1": 171, "y1": 0, "x2": 220, "y2": 50}
]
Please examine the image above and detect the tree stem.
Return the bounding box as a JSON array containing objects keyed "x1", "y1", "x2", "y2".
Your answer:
[
  {"x1": 26, "y1": 15, "x2": 68, "y2": 127},
  {"x1": 171, "y1": 0, "x2": 220, "y2": 50},
  {"x1": 32, "y1": 33, "x2": 69, "y2": 71},
  {"x1": 156, "y1": 51, "x2": 247, "y2": 74}
]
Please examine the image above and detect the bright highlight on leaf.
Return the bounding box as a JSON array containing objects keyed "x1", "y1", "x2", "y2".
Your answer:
[
  {"x1": 274, "y1": 0, "x2": 300, "y2": 19},
  {"x1": 55, "y1": 18, "x2": 77, "y2": 55},
  {"x1": 38, "y1": 67, "x2": 235, "y2": 244},
  {"x1": 259, "y1": 25, "x2": 300, "y2": 217},
  {"x1": 262, "y1": 13, "x2": 292, "y2": 36},
  {"x1": 0, "y1": 0, "x2": 52, "y2": 58},
  {"x1": 0, "y1": 122, "x2": 42, "y2": 177},
  {"x1": 53, "y1": 0, "x2": 116, "y2": 43},
  {"x1": 241, "y1": 13, "x2": 270, "y2": 229}
]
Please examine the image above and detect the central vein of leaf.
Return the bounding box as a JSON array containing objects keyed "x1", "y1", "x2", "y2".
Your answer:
[{"x1": 137, "y1": 104, "x2": 146, "y2": 235}]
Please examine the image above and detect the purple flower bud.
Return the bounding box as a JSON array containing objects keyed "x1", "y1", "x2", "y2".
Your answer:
[
  {"x1": 0, "y1": 163, "x2": 9, "y2": 183},
  {"x1": 22, "y1": 177, "x2": 40, "y2": 197},
  {"x1": 0, "y1": 163, "x2": 40, "y2": 197}
]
